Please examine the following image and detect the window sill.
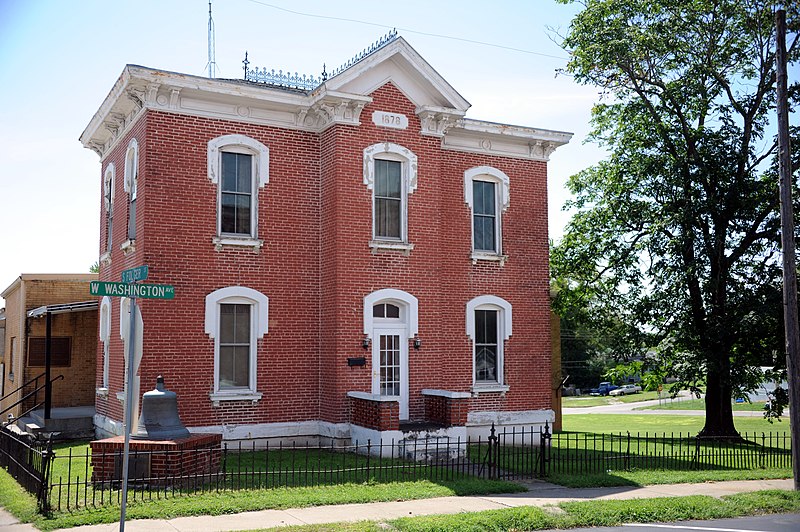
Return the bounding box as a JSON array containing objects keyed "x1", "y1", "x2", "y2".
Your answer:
[
  {"x1": 99, "y1": 251, "x2": 112, "y2": 267},
  {"x1": 471, "y1": 252, "x2": 507, "y2": 266},
  {"x1": 369, "y1": 240, "x2": 414, "y2": 255},
  {"x1": 209, "y1": 391, "x2": 263, "y2": 406},
  {"x1": 116, "y1": 391, "x2": 126, "y2": 404},
  {"x1": 120, "y1": 239, "x2": 136, "y2": 255},
  {"x1": 212, "y1": 236, "x2": 263, "y2": 253},
  {"x1": 471, "y1": 384, "x2": 510, "y2": 395},
  {"x1": 96, "y1": 387, "x2": 109, "y2": 398}
]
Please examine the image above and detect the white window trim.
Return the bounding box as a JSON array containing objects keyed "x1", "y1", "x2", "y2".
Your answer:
[
  {"x1": 208, "y1": 135, "x2": 269, "y2": 251},
  {"x1": 97, "y1": 296, "x2": 112, "y2": 396},
  {"x1": 205, "y1": 286, "x2": 268, "y2": 404},
  {"x1": 466, "y1": 295, "x2": 512, "y2": 392},
  {"x1": 103, "y1": 164, "x2": 115, "y2": 259},
  {"x1": 363, "y1": 288, "x2": 419, "y2": 340},
  {"x1": 122, "y1": 139, "x2": 139, "y2": 254},
  {"x1": 464, "y1": 166, "x2": 510, "y2": 262},
  {"x1": 363, "y1": 142, "x2": 418, "y2": 249}
]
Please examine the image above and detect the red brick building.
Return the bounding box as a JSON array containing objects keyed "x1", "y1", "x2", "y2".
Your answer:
[{"x1": 81, "y1": 35, "x2": 571, "y2": 447}]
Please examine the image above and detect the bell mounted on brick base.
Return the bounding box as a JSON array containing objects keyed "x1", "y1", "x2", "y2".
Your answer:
[{"x1": 133, "y1": 375, "x2": 191, "y2": 440}]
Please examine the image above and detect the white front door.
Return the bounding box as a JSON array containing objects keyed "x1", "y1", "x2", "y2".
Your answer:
[{"x1": 372, "y1": 327, "x2": 409, "y2": 420}]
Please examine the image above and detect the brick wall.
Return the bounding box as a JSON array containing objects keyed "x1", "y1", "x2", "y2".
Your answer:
[
  {"x1": 95, "y1": 81, "x2": 552, "y2": 432},
  {"x1": 0, "y1": 277, "x2": 97, "y2": 416}
]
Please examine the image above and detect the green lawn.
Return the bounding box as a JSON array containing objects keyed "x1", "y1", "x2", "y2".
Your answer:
[
  {"x1": 563, "y1": 390, "x2": 666, "y2": 407},
  {"x1": 639, "y1": 398, "x2": 768, "y2": 411},
  {"x1": 562, "y1": 413, "x2": 789, "y2": 434}
]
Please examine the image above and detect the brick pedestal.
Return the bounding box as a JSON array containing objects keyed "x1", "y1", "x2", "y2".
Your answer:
[
  {"x1": 347, "y1": 393, "x2": 400, "y2": 431},
  {"x1": 90, "y1": 433, "x2": 222, "y2": 484},
  {"x1": 422, "y1": 390, "x2": 470, "y2": 427}
]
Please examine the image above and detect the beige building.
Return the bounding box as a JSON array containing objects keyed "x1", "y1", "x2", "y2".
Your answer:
[{"x1": 1, "y1": 274, "x2": 97, "y2": 436}]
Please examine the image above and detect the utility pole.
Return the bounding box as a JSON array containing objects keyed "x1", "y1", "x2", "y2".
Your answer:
[{"x1": 775, "y1": 6, "x2": 800, "y2": 492}]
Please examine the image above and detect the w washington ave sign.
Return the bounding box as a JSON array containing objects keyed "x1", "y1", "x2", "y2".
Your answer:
[{"x1": 90, "y1": 281, "x2": 175, "y2": 300}]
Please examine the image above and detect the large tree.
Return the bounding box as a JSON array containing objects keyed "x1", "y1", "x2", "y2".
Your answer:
[{"x1": 552, "y1": 0, "x2": 799, "y2": 438}]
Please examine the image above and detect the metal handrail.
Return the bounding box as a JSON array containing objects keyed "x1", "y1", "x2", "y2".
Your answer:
[
  {"x1": 0, "y1": 372, "x2": 46, "y2": 404},
  {"x1": 0, "y1": 374, "x2": 64, "y2": 419}
]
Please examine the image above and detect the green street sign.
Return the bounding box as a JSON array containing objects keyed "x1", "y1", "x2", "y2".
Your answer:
[
  {"x1": 121, "y1": 265, "x2": 149, "y2": 284},
  {"x1": 90, "y1": 281, "x2": 175, "y2": 300}
]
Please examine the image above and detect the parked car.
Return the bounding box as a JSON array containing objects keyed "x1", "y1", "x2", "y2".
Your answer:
[
  {"x1": 590, "y1": 382, "x2": 619, "y2": 396},
  {"x1": 610, "y1": 384, "x2": 642, "y2": 396}
]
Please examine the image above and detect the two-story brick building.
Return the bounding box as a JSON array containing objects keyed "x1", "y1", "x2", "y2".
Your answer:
[{"x1": 81, "y1": 34, "x2": 571, "y2": 446}]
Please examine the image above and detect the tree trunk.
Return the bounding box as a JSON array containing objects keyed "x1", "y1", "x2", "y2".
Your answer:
[{"x1": 698, "y1": 358, "x2": 740, "y2": 440}]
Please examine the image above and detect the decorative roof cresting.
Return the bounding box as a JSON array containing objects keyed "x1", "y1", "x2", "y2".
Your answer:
[{"x1": 243, "y1": 29, "x2": 398, "y2": 91}]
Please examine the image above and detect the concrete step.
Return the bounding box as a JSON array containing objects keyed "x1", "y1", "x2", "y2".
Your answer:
[{"x1": 18, "y1": 407, "x2": 95, "y2": 440}]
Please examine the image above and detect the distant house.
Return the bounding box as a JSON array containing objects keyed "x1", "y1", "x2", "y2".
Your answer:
[
  {"x1": 0, "y1": 274, "x2": 98, "y2": 438},
  {"x1": 81, "y1": 34, "x2": 571, "y2": 446}
]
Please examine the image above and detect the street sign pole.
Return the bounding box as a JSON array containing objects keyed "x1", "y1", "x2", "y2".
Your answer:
[{"x1": 119, "y1": 295, "x2": 137, "y2": 532}]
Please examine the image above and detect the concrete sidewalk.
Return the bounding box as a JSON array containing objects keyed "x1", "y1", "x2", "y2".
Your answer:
[{"x1": 0, "y1": 478, "x2": 791, "y2": 532}]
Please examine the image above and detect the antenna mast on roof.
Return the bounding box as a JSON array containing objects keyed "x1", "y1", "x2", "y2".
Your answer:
[{"x1": 206, "y1": 1, "x2": 216, "y2": 78}]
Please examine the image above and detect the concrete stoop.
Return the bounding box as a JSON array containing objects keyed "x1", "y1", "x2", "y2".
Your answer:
[{"x1": 15, "y1": 406, "x2": 95, "y2": 441}]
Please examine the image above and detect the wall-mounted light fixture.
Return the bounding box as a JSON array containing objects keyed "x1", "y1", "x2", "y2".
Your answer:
[
  {"x1": 362, "y1": 336, "x2": 370, "y2": 350},
  {"x1": 413, "y1": 335, "x2": 421, "y2": 350}
]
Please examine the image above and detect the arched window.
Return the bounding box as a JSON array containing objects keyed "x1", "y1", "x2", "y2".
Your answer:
[
  {"x1": 466, "y1": 295, "x2": 512, "y2": 390},
  {"x1": 363, "y1": 143, "x2": 418, "y2": 252},
  {"x1": 98, "y1": 296, "x2": 112, "y2": 393},
  {"x1": 123, "y1": 139, "x2": 139, "y2": 243},
  {"x1": 103, "y1": 164, "x2": 115, "y2": 254},
  {"x1": 205, "y1": 286, "x2": 269, "y2": 403},
  {"x1": 464, "y1": 166, "x2": 510, "y2": 260},
  {"x1": 207, "y1": 135, "x2": 269, "y2": 250}
]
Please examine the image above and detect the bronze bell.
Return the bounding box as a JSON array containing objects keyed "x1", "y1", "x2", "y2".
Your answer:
[{"x1": 133, "y1": 375, "x2": 190, "y2": 440}]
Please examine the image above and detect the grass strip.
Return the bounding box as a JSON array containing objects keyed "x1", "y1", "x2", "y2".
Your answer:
[
  {"x1": 259, "y1": 490, "x2": 800, "y2": 531},
  {"x1": 0, "y1": 467, "x2": 39, "y2": 523},
  {"x1": 546, "y1": 467, "x2": 791, "y2": 488},
  {"x1": 31, "y1": 478, "x2": 523, "y2": 530}
]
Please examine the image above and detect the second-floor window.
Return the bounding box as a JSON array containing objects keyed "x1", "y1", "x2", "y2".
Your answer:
[
  {"x1": 123, "y1": 139, "x2": 139, "y2": 242},
  {"x1": 472, "y1": 180, "x2": 497, "y2": 252},
  {"x1": 104, "y1": 164, "x2": 115, "y2": 251},
  {"x1": 464, "y1": 166, "x2": 510, "y2": 259},
  {"x1": 374, "y1": 159, "x2": 403, "y2": 239},
  {"x1": 207, "y1": 134, "x2": 270, "y2": 247},
  {"x1": 221, "y1": 152, "x2": 253, "y2": 235},
  {"x1": 363, "y1": 142, "x2": 418, "y2": 250}
]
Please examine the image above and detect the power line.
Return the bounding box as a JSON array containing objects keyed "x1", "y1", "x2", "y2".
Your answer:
[{"x1": 242, "y1": 0, "x2": 570, "y2": 62}]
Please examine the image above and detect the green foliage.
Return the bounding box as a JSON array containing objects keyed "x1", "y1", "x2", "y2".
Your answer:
[
  {"x1": 552, "y1": 0, "x2": 800, "y2": 437},
  {"x1": 603, "y1": 360, "x2": 643, "y2": 385}
]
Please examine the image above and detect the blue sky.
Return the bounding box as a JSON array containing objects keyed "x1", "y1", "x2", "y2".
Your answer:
[{"x1": 0, "y1": 0, "x2": 605, "y2": 304}]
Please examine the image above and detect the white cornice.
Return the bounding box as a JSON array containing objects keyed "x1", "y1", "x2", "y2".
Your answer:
[
  {"x1": 81, "y1": 39, "x2": 572, "y2": 161},
  {"x1": 442, "y1": 119, "x2": 573, "y2": 161},
  {"x1": 80, "y1": 65, "x2": 378, "y2": 159}
]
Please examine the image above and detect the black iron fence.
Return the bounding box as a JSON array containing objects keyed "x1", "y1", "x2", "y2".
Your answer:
[
  {"x1": 546, "y1": 431, "x2": 792, "y2": 475},
  {"x1": 0, "y1": 425, "x2": 53, "y2": 512},
  {"x1": 47, "y1": 427, "x2": 545, "y2": 513},
  {"x1": 2, "y1": 424, "x2": 793, "y2": 515}
]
